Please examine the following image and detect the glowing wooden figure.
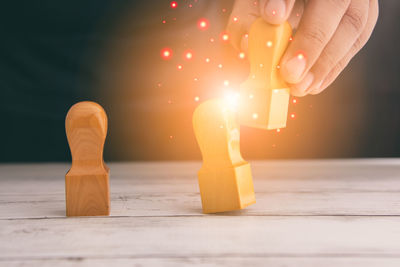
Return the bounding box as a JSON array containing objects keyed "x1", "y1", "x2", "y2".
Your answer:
[
  {"x1": 193, "y1": 98, "x2": 256, "y2": 213},
  {"x1": 239, "y1": 18, "x2": 292, "y2": 129},
  {"x1": 65, "y1": 101, "x2": 110, "y2": 216}
]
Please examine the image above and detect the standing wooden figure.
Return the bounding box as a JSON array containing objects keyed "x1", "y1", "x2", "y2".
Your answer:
[
  {"x1": 65, "y1": 101, "x2": 110, "y2": 216},
  {"x1": 193, "y1": 98, "x2": 256, "y2": 213}
]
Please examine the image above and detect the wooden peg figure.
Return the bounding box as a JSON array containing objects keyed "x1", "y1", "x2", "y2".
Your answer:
[
  {"x1": 239, "y1": 18, "x2": 292, "y2": 130},
  {"x1": 65, "y1": 101, "x2": 110, "y2": 216},
  {"x1": 193, "y1": 98, "x2": 256, "y2": 213}
]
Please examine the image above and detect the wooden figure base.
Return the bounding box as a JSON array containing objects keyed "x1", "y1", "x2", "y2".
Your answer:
[
  {"x1": 65, "y1": 171, "x2": 110, "y2": 216},
  {"x1": 198, "y1": 163, "x2": 255, "y2": 214}
]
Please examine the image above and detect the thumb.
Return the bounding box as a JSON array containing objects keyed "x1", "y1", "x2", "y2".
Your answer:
[{"x1": 259, "y1": 0, "x2": 295, "y2": 24}]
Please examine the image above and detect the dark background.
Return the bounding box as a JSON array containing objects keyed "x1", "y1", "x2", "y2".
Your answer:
[{"x1": 0, "y1": 0, "x2": 399, "y2": 162}]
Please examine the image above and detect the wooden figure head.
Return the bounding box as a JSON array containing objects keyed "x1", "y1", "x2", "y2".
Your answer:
[
  {"x1": 65, "y1": 101, "x2": 108, "y2": 169},
  {"x1": 193, "y1": 98, "x2": 246, "y2": 170}
]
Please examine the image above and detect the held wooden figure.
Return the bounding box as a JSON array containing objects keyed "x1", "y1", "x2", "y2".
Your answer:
[
  {"x1": 65, "y1": 101, "x2": 110, "y2": 216},
  {"x1": 193, "y1": 98, "x2": 255, "y2": 213},
  {"x1": 239, "y1": 18, "x2": 292, "y2": 130}
]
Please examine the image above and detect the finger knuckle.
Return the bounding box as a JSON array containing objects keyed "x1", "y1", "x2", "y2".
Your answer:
[
  {"x1": 344, "y1": 6, "x2": 367, "y2": 31},
  {"x1": 302, "y1": 26, "x2": 328, "y2": 46}
]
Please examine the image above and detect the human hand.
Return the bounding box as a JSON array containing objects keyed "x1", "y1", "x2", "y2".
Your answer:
[{"x1": 227, "y1": 0, "x2": 379, "y2": 96}]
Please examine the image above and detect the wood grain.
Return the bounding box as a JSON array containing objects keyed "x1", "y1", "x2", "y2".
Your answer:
[{"x1": 65, "y1": 101, "x2": 110, "y2": 216}]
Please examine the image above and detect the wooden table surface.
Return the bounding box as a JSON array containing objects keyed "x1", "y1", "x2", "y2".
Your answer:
[{"x1": 1, "y1": 159, "x2": 400, "y2": 266}]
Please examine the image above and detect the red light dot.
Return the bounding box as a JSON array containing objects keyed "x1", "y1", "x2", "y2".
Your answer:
[
  {"x1": 290, "y1": 113, "x2": 296, "y2": 119},
  {"x1": 292, "y1": 98, "x2": 297, "y2": 104},
  {"x1": 177, "y1": 64, "x2": 183, "y2": 70},
  {"x1": 197, "y1": 18, "x2": 209, "y2": 30},
  {"x1": 169, "y1": 135, "x2": 173, "y2": 139},
  {"x1": 232, "y1": 16, "x2": 239, "y2": 22},
  {"x1": 272, "y1": 10, "x2": 276, "y2": 15},
  {"x1": 170, "y1": 1, "x2": 178, "y2": 8},
  {"x1": 210, "y1": 37, "x2": 215, "y2": 43},
  {"x1": 222, "y1": 8, "x2": 227, "y2": 13},
  {"x1": 162, "y1": 20, "x2": 166, "y2": 24},
  {"x1": 276, "y1": 128, "x2": 281, "y2": 133},
  {"x1": 188, "y1": 4, "x2": 193, "y2": 8},
  {"x1": 160, "y1": 48, "x2": 173, "y2": 60}
]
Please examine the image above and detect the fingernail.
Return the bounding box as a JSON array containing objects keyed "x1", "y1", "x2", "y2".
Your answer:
[
  {"x1": 306, "y1": 79, "x2": 323, "y2": 93},
  {"x1": 293, "y1": 72, "x2": 314, "y2": 94},
  {"x1": 265, "y1": 0, "x2": 286, "y2": 19},
  {"x1": 283, "y1": 53, "x2": 307, "y2": 83}
]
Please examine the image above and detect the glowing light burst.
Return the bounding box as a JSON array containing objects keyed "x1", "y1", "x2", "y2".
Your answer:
[
  {"x1": 238, "y1": 52, "x2": 246, "y2": 59},
  {"x1": 290, "y1": 113, "x2": 296, "y2": 119},
  {"x1": 160, "y1": 48, "x2": 173, "y2": 60},
  {"x1": 266, "y1": 41, "x2": 273, "y2": 47},
  {"x1": 223, "y1": 91, "x2": 240, "y2": 111},
  {"x1": 177, "y1": 64, "x2": 183, "y2": 70},
  {"x1": 194, "y1": 96, "x2": 200, "y2": 102},
  {"x1": 197, "y1": 18, "x2": 209, "y2": 31},
  {"x1": 170, "y1": 1, "x2": 178, "y2": 9},
  {"x1": 297, "y1": 53, "x2": 305, "y2": 60},
  {"x1": 232, "y1": 16, "x2": 239, "y2": 22},
  {"x1": 205, "y1": 57, "x2": 210, "y2": 63},
  {"x1": 252, "y1": 113, "x2": 258, "y2": 119},
  {"x1": 184, "y1": 50, "x2": 194, "y2": 61},
  {"x1": 292, "y1": 98, "x2": 297, "y2": 104}
]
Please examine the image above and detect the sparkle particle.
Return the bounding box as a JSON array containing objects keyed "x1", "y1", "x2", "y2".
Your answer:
[
  {"x1": 160, "y1": 48, "x2": 173, "y2": 60},
  {"x1": 197, "y1": 18, "x2": 209, "y2": 31},
  {"x1": 221, "y1": 33, "x2": 229, "y2": 42},
  {"x1": 170, "y1": 1, "x2": 178, "y2": 9}
]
